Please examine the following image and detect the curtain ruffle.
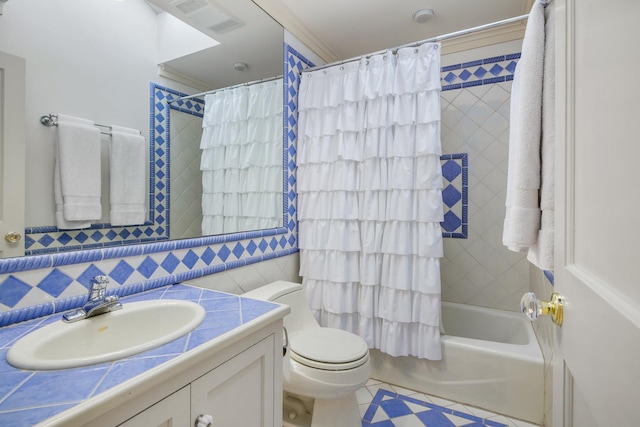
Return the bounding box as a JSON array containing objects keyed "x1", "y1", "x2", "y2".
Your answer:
[
  {"x1": 312, "y1": 310, "x2": 441, "y2": 360},
  {"x1": 297, "y1": 156, "x2": 443, "y2": 192},
  {"x1": 201, "y1": 166, "x2": 282, "y2": 193},
  {"x1": 298, "y1": 189, "x2": 443, "y2": 222},
  {"x1": 203, "y1": 80, "x2": 282, "y2": 126}
]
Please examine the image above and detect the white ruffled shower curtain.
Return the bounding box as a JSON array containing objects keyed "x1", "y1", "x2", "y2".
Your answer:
[
  {"x1": 200, "y1": 79, "x2": 283, "y2": 235},
  {"x1": 297, "y1": 43, "x2": 444, "y2": 360}
]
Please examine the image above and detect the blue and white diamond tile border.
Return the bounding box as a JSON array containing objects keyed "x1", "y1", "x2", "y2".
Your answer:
[
  {"x1": 362, "y1": 387, "x2": 512, "y2": 427},
  {"x1": 441, "y1": 54, "x2": 520, "y2": 92}
]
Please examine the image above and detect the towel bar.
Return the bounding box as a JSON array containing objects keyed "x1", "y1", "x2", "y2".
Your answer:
[{"x1": 40, "y1": 114, "x2": 141, "y2": 136}]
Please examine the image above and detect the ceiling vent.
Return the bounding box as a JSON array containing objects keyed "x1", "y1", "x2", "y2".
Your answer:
[
  {"x1": 169, "y1": 0, "x2": 208, "y2": 15},
  {"x1": 208, "y1": 18, "x2": 243, "y2": 34}
]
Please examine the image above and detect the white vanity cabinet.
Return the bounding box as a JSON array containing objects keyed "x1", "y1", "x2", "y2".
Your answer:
[{"x1": 119, "y1": 335, "x2": 276, "y2": 427}]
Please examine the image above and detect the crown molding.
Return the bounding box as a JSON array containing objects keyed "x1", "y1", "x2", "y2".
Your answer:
[
  {"x1": 157, "y1": 64, "x2": 212, "y2": 92},
  {"x1": 441, "y1": 21, "x2": 526, "y2": 55}
]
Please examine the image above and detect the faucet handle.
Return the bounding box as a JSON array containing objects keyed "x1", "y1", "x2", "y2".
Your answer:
[{"x1": 88, "y1": 275, "x2": 109, "y2": 301}]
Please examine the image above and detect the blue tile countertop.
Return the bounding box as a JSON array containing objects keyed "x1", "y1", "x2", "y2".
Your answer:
[{"x1": 0, "y1": 284, "x2": 284, "y2": 427}]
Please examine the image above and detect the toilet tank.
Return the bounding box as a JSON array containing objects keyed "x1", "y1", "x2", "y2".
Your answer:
[{"x1": 243, "y1": 281, "x2": 320, "y2": 332}]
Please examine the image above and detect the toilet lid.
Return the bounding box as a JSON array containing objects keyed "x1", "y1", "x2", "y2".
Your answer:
[{"x1": 289, "y1": 328, "x2": 369, "y2": 370}]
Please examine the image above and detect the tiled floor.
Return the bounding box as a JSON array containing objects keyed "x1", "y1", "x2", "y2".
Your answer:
[{"x1": 357, "y1": 379, "x2": 541, "y2": 427}]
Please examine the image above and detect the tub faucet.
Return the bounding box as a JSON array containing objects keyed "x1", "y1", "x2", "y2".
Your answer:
[{"x1": 62, "y1": 276, "x2": 122, "y2": 323}]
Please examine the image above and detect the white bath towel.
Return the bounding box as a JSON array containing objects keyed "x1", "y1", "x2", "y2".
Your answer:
[
  {"x1": 54, "y1": 114, "x2": 102, "y2": 230},
  {"x1": 527, "y1": 3, "x2": 555, "y2": 270},
  {"x1": 503, "y1": 0, "x2": 555, "y2": 270},
  {"x1": 109, "y1": 125, "x2": 147, "y2": 226}
]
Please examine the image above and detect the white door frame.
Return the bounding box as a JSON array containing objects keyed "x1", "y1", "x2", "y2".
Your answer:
[{"x1": 0, "y1": 51, "x2": 26, "y2": 258}]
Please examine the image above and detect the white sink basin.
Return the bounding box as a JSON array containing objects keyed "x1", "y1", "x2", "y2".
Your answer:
[{"x1": 7, "y1": 299, "x2": 206, "y2": 370}]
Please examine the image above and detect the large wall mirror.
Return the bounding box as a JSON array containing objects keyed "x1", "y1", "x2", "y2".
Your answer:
[{"x1": 0, "y1": 0, "x2": 284, "y2": 258}]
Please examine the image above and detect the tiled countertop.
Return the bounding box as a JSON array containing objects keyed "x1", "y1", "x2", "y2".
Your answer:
[{"x1": 0, "y1": 284, "x2": 282, "y2": 427}]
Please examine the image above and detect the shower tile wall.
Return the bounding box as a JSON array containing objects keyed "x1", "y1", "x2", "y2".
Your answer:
[{"x1": 440, "y1": 54, "x2": 529, "y2": 312}]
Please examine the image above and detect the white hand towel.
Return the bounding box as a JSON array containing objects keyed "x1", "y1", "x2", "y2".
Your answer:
[
  {"x1": 503, "y1": 0, "x2": 546, "y2": 253},
  {"x1": 109, "y1": 125, "x2": 147, "y2": 226},
  {"x1": 55, "y1": 114, "x2": 102, "y2": 230}
]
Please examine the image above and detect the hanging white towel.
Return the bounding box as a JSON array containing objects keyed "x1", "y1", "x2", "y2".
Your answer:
[
  {"x1": 527, "y1": 3, "x2": 555, "y2": 270},
  {"x1": 503, "y1": 0, "x2": 554, "y2": 270},
  {"x1": 54, "y1": 114, "x2": 102, "y2": 230},
  {"x1": 109, "y1": 125, "x2": 147, "y2": 226}
]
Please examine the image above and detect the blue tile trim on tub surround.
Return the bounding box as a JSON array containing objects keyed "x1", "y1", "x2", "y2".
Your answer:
[
  {"x1": 441, "y1": 52, "x2": 519, "y2": 91},
  {"x1": 0, "y1": 42, "x2": 308, "y2": 319},
  {"x1": 0, "y1": 284, "x2": 281, "y2": 426},
  {"x1": 440, "y1": 153, "x2": 468, "y2": 239}
]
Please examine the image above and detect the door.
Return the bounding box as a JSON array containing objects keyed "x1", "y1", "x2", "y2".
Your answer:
[
  {"x1": 554, "y1": 0, "x2": 640, "y2": 426},
  {"x1": 0, "y1": 51, "x2": 25, "y2": 258}
]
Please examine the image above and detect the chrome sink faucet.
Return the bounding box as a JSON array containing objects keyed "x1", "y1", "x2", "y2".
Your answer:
[{"x1": 62, "y1": 276, "x2": 122, "y2": 323}]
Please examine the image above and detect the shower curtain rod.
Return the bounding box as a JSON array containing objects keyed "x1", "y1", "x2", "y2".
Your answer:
[
  {"x1": 169, "y1": 74, "x2": 283, "y2": 104},
  {"x1": 300, "y1": 13, "x2": 535, "y2": 75}
]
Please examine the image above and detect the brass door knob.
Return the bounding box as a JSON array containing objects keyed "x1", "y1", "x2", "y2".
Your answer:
[
  {"x1": 4, "y1": 232, "x2": 22, "y2": 243},
  {"x1": 521, "y1": 292, "x2": 564, "y2": 326}
]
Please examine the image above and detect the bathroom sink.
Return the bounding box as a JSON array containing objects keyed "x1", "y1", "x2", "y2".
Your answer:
[{"x1": 6, "y1": 299, "x2": 206, "y2": 370}]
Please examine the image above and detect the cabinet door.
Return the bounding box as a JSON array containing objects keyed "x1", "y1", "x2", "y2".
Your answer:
[
  {"x1": 118, "y1": 386, "x2": 190, "y2": 427},
  {"x1": 191, "y1": 335, "x2": 276, "y2": 427}
]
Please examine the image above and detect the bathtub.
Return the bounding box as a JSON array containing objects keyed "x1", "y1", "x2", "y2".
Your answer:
[{"x1": 369, "y1": 302, "x2": 544, "y2": 424}]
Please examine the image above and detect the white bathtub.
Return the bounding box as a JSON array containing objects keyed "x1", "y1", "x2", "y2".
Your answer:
[{"x1": 370, "y1": 302, "x2": 544, "y2": 424}]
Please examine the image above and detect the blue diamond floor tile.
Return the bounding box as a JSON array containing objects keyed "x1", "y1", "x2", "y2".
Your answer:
[{"x1": 362, "y1": 389, "x2": 509, "y2": 427}]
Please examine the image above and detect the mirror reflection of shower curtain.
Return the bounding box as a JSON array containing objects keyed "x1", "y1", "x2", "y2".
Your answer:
[
  {"x1": 297, "y1": 43, "x2": 444, "y2": 360},
  {"x1": 200, "y1": 79, "x2": 283, "y2": 235}
]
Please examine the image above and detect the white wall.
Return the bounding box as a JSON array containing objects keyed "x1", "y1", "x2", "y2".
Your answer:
[
  {"x1": 0, "y1": 0, "x2": 198, "y2": 227},
  {"x1": 184, "y1": 252, "x2": 301, "y2": 294}
]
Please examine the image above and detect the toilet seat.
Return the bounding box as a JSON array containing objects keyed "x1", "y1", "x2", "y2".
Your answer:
[{"x1": 289, "y1": 328, "x2": 369, "y2": 371}]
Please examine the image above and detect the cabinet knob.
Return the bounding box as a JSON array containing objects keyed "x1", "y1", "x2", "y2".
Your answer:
[
  {"x1": 4, "y1": 231, "x2": 22, "y2": 243},
  {"x1": 195, "y1": 414, "x2": 213, "y2": 427},
  {"x1": 521, "y1": 292, "x2": 564, "y2": 326}
]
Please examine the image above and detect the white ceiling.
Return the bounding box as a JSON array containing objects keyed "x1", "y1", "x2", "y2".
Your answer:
[
  {"x1": 147, "y1": 0, "x2": 284, "y2": 91},
  {"x1": 149, "y1": 0, "x2": 534, "y2": 92},
  {"x1": 270, "y1": 0, "x2": 532, "y2": 60}
]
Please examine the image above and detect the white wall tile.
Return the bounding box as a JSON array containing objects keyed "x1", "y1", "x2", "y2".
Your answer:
[{"x1": 440, "y1": 79, "x2": 528, "y2": 312}]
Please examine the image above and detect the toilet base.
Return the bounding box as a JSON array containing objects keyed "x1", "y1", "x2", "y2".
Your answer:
[
  {"x1": 283, "y1": 393, "x2": 313, "y2": 427},
  {"x1": 281, "y1": 391, "x2": 361, "y2": 427},
  {"x1": 311, "y1": 393, "x2": 361, "y2": 427}
]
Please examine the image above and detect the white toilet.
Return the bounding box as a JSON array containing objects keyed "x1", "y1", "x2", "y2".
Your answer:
[{"x1": 244, "y1": 280, "x2": 370, "y2": 427}]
